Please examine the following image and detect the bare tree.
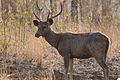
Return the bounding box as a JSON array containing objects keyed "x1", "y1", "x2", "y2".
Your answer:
[
  {"x1": 101, "y1": 0, "x2": 112, "y2": 24},
  {"x1": 91, "y1": 0, "x2": 101, "y2": 24},
  {"x1": 1, "y1": 0, "x2": 9, "y2": 21},
  {"x1": 79, "y1": 0, "x2": 91, "y2": 22},
  {"x1": 9, "y1": 0, "x2": 18, "y2": 14},
  {"x1": 71, "y1": 0, "x2": 78, "y2": 22}
]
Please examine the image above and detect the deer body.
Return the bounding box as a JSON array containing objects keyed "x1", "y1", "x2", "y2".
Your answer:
[
  {"x1": 45, "y1": 30, "x2": 109, "y2": 58},
  {"x1": 33, "y1": 2, "x2": 109, "y2": 80},
  {"x1": 55, "y1": 32, "x2": 108, "y2": 59}
]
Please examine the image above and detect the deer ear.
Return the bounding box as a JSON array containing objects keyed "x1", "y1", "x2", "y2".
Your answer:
[
  {"x1": 47, "y1": 19, "x2": 53, "y2": 25},
  {"x1": 33, "y1": 20, "x2": 39, "y2": 26}
]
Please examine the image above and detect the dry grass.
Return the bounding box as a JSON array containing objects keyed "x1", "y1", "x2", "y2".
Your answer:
[{"x1": 0, "y1": 73, "x2": 9, "y2": 80}]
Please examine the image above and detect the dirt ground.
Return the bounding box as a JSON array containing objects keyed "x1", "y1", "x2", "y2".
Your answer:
[
  {"x1": 53, "y1": 53, "x2": 120, "y2": 80},
  {"x1": 0, "y1": 50, "x2": 119, "y2": 80}
]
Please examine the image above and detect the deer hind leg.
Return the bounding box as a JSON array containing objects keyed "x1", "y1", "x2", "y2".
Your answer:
[
  {"x1": 69, "y1": 58, "x2": 73, "y2": 80},
  {"x1": 95, "y1": 56, "x2": 109, "y2": 80}
]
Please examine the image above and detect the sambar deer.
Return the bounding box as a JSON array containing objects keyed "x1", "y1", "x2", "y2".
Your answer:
[{"x1": 33, "y1": 2, "x2": 109, "y2": 80}]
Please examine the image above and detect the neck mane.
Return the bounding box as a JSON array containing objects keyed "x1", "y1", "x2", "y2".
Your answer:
[{"x1": 44, "y1": 30, "x2": 61, "y2": 48}]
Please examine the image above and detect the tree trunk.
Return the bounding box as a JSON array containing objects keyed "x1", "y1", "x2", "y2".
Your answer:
[
  {"x1": 101, "y1": 0, "x2": 112, "y2": 24},
  {"x1": 79, "y1": 0, "x2": 90, "y2": 23},
  {"x1": 1, "y1": 0, "x2": 9, "y2": 21},
  {"x1": 26, "y1": 0, "x2": 32, "y2": 26},
  {"x1": 91, "y1": 0, "x2": 101, "y2": 25},
  {"x1": 71, "y1": 0, "x2": 78, "y2": 22},
  {"x1": 9, "y1": 0, "x2": 18, "y2": 14}
]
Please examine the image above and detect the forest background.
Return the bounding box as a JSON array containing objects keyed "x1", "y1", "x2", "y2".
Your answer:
[{"x1": 0, "y1": 0, "x2": 120, "y2": 80}]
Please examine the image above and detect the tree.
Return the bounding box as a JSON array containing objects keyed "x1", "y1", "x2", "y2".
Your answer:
[
  {"x1": 71, "y1": 0, "x2": 78, "y2": 22},
  {"x1": 79, "y1": 0, "x2": 90, "y2": 23},
  {"x1": 1, "y1": 0, "x2": 9, "y2": 21},
  {"x1": 91, "y1": 0, "x2": 101, "y2": 24},
  {"x1": 101, "y1": 0, "x2": 112, "y2": 24},
  {"x1": 9, "y1": 0, "x2": 18, "y2": 14}
]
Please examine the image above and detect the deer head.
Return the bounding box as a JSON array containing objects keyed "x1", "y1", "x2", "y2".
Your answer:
[{"x1": 33, "y1": 2, "x2": 63, "y2": 38}]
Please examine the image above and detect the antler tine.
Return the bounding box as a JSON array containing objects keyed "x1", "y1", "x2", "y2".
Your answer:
[
  {"x1": 50, "y1": 2, "x2": 63, "y2": 19},
  {"x1": 47, "y1": 10, "x2": 51, "y2": 20},
  {"x1": 33, "y1": 0, "x2": 43, "y2": 21},
  {"x1": 33, "y1": 11, "x2": 41, "y2": 21},
  {"x1": 36, "y1": 1, "x2": 42, "y2": 13}
]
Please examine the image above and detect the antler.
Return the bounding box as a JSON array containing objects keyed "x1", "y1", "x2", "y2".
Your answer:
[
  {"x1": 48, "y1": 2, "x2": 63, "y2": 19},
  {"x1": 33, "y1": 1, "x2": 42, "y2": 21},
  {"x1": 33, "y1": 11, "x2": 41, "y2": 21},
  {"x1": 47, "y1": 10, "x2": 51, "y2": 20}
]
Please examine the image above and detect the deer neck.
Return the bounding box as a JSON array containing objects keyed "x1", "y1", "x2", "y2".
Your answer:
[{"x1": 44, "y1": 29, "x2": 61, "y2": 48}]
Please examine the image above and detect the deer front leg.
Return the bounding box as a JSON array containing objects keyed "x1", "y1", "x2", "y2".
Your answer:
[{"x1": 64, "y1": 55, "x2": 70, "y2": 80}]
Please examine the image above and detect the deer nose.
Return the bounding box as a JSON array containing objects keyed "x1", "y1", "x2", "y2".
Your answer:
[{"x1": 35, "y1": 33, "x2": 40, "y2": 38}]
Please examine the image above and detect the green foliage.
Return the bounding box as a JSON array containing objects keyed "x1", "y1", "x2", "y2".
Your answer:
[
  {"x1": 19, "y1": 0, "x2": 26, "y2": 5},
  {"x1": 0, "y1": 0, "x2": 35, "y2": 54}
]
